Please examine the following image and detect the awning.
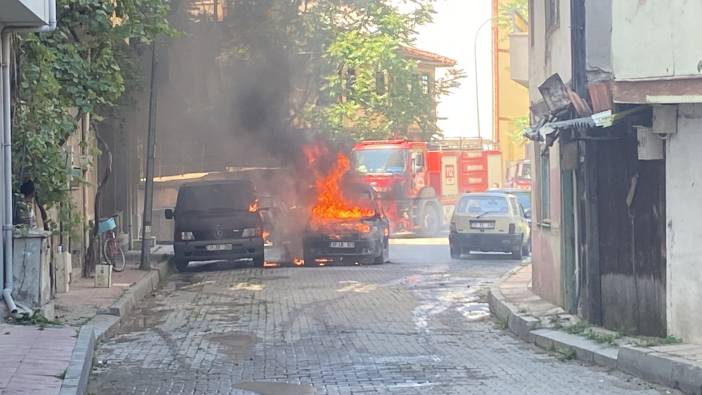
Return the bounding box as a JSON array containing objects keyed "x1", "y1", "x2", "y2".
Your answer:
[
  {"x1": 524, "y1": 111, "x2": 612, "y2": 142},
  {"x1": 0, "y1": 0, "x2": 51, "y2": 26},
  {"x1": 524, "y1": 106, "x2": 650, "y2": 144}
]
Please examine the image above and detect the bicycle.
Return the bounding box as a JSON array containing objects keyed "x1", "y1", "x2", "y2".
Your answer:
[{"x1": 98, "y1": 215, "x2": 126, "y2": 272}]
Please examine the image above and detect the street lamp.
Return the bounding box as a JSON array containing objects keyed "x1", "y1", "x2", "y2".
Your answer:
[{"x1": 474, "y1": 16, "x2": 494, "y2": 141}]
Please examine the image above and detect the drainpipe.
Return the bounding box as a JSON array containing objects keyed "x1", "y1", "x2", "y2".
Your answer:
[
  {"x1": 1, "y1": 0, "x2": 57, "y2": 315},
  {"x1": 1, "y1": 31, "x2": 18, "y2": 314},
  {"x1": 0, "y1": 26, "x2": 5, "y2": 311}
]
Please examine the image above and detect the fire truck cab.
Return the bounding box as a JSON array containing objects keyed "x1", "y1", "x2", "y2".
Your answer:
[
  {"x1": 350, "y1": 139, "x2": 501, "y2": 235},
  {"x1": 506, "y1": 159, "x2": 531, "y2": 189}
]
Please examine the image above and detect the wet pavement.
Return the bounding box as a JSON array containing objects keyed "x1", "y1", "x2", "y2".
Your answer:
[{"x1": 88, "y1": 238, "x2": 673, "y2": 394}]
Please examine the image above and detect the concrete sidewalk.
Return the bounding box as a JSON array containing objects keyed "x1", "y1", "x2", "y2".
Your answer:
[
  {"x1": 0, "y1": 325, "x2": 76, "y2": 395},
  {"x1": 489, "y1": 263, "x2": 702, "y2": 394},
  {"x1": 55, "y1": 245, "x2": 173, "y2": 326},
  {"x1": 0, "y1": 245, "x2": 173, "y2": 395}
]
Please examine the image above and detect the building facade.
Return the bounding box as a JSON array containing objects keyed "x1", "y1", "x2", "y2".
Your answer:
[
  {"x1": 528, "y1": 0, "x2": 702, "y2": 343},
  {"x1": 492, "y1": 0, "x2": 530, "y2": 186}
]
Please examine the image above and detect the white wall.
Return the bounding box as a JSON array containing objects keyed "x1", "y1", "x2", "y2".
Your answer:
[
  {"x1": 585, "y1": 0, "x2": 611, "y2": 77},
  {"x1": 612, "y1": 1, "x2": 702, "y2": 80},
  {"x1": 528, "y1": 0, "x2": 572, "y2": 105},
  {"x1": 666, "y1": 103, "x2": 702, "y2": 343},
  {"x1": 527, "y1": 0, "x2": 570, "y2": 307}
]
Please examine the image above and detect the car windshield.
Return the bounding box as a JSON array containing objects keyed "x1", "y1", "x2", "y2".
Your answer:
[
  {"x1": 177, "y1": 183, "x2": 255, "y2": 213},
  {"x1": 345, "y1": 188, "x2": 378, "y2": 215},
  {"x1": 456, "y1": 196, "x2": 510, "y2": 216},
  {"x1": 352, "y1": 149, "x2": 406, "y2": 174}
]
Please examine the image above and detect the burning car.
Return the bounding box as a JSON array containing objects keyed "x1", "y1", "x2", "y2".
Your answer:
[{"x1": 302, "y1": 153, "x2": 389, "y2": 265}]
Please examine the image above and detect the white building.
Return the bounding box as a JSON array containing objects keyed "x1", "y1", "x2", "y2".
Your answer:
[{"x1": 528, "y1": 0, "x2": 702, "y2": 343}]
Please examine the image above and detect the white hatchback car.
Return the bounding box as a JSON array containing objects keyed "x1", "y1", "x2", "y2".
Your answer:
[{"x1": 449, "y1": 192, "x2": 530, "y2": 260}]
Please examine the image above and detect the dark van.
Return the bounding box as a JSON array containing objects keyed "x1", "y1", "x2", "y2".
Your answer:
[{"x1": 165, "y1": 179, "x2": 265, "y2": 271}]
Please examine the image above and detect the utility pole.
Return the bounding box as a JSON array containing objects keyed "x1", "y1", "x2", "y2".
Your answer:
[
  {"x1": 569, "y1": 0, "x2": 601, "y2": 324},
  {"x1": 140, "y1": 40, "x2": 158, "y2": 270}
]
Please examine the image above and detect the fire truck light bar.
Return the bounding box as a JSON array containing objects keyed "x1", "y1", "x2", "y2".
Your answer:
[{"x1": 357, "y1": 139, "x2": 408, "y2": 145}]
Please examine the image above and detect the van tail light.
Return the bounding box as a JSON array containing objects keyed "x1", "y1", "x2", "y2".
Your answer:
[{"x1": 508, "y1": 223, "x2": 516, "y2": 234}]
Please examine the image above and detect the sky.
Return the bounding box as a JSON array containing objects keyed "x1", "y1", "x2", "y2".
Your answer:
[{"x1": 413, "y1": 0, "x2": 493, "y2": 139}]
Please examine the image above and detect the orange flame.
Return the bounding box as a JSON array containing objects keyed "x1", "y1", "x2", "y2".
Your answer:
[
  {"x1": 264, "y1": 261, "x2": 279, "y2": 268},
  {"x1": 293, "y1": 257, "x2": 304, "y2": 266},
  {"x1": 310, "y1": 153, "x2": 375, "y2": 225}
]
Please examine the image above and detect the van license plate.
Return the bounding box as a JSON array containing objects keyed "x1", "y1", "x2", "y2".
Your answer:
[
  {"x1": 206, "y1": 244, "x2": 232, "y2": 251},
  {"x1": 330, "y1": 241, "x2": 355, "y2": 248}
]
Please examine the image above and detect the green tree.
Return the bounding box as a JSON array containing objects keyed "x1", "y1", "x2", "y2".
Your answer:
[
  {"x1": 498, "y1": 0, "x2": 529, "y2": 33},
  {"x1": 11, "y1": 0, "x2": 173, "y2": 221},
  {"x1": 220, "y1": 0, "x2": 463, "y2": 142}
]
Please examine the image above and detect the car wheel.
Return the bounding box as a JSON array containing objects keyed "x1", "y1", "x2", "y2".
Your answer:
[
  {"x1": 418, "y1": 203, "x2": 441, "y2": 237},
  {"x1": 174, "y1": 256, "x2": 189, "y2": 272},
  {"x1": 521, "y1": 243, "x2": 530, "y2": 257},
  {"x1": 373, "y1": 245, "x2": 386, "y2": 265},
  {"x1": 303, "y1": 250, "x2": 316, "y2": 266},
  {"x1": 450, "y1": 243, "x2": 461, "y2": 259},
  {"x1": 253, "y1": 254, "x2": 265, "y2": 268},
  {"x1": 511, "y1": 238, "x2": 524, "y2": 260}
]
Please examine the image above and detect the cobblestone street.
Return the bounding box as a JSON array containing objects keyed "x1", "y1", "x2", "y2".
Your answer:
[{"x1": 88, "y1": 239, "x2": 673, "y2": 394}]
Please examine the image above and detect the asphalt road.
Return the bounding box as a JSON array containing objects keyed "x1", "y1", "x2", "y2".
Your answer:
[{"x1": 88, "y1": 237, "x2": 673, "y2": 394}]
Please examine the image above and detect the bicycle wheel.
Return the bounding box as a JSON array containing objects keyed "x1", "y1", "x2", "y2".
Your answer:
[{"x1": 104, "y1": 234, "x2": 127, "y2": 272}]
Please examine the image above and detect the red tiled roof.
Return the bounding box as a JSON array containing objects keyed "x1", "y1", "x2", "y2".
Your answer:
[{"x1": 401, "y1": 46, "x2": 457, "y2": 67}]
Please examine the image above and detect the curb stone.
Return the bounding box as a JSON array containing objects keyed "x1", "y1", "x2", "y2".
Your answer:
[
  {"x1": 58, "y1": 326, "x2": 95, "y2": 395},
  {"x1": 618, "y1": 346, "x2": 702, "y2": 394},
  {"x1": 531, "y1": 329, "x2": 619, "y2": 368},
  {"x1": 59, "y1": 257, "x2": 173, "y2": 395},
  {"x1": 488, "y1": 265, "x2": 701, "y2": 394},
  {"x1": 489, "y1": 284, "x2": 620, "y2": 365},
  {"x1": 90, "y1": 260, "x2": 172, "y2": 340},
  {"x1": 487, "y1": 264, "x2": 538, "y2": 342}
]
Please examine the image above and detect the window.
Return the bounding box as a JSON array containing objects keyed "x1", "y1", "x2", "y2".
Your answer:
[
  {"x1": 411, "y1": 151, "x2": 425, "y2": 171},
  {"x1": 539, "y1": 146, "x2": 551, "y2": 223},
  {"x1": 375, "y1": 71, "x2": 386, "y2": 95},
  {"x1": 456, "y1": 196, "x2": 510, "y2": 216},
  {"x1": 346, "y1": 67, "x2": 356, "y2": 95},
  {"x1": 420, "y1": 73, "x2": 431, "y2": 95},
  {"x1": 409, "y1": 73, "x2": 419, "y2": 93},
  {"x1": 545, "y1": 0, "x2": 560, "y2": 33},
  {"x1": 352, "y1": 149, "x2": 407, "y2": 174}
]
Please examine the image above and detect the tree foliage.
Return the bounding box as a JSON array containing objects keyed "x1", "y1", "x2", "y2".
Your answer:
[
  {"x1": 498, "y1": 0, "x2": 529, "y2": 33},
  {"x1": 220, "y1": 0, "x2": 463, "y2": 142},
  {"x1": 11, "y1": 0, "x2": 173, "y2": 215}
]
